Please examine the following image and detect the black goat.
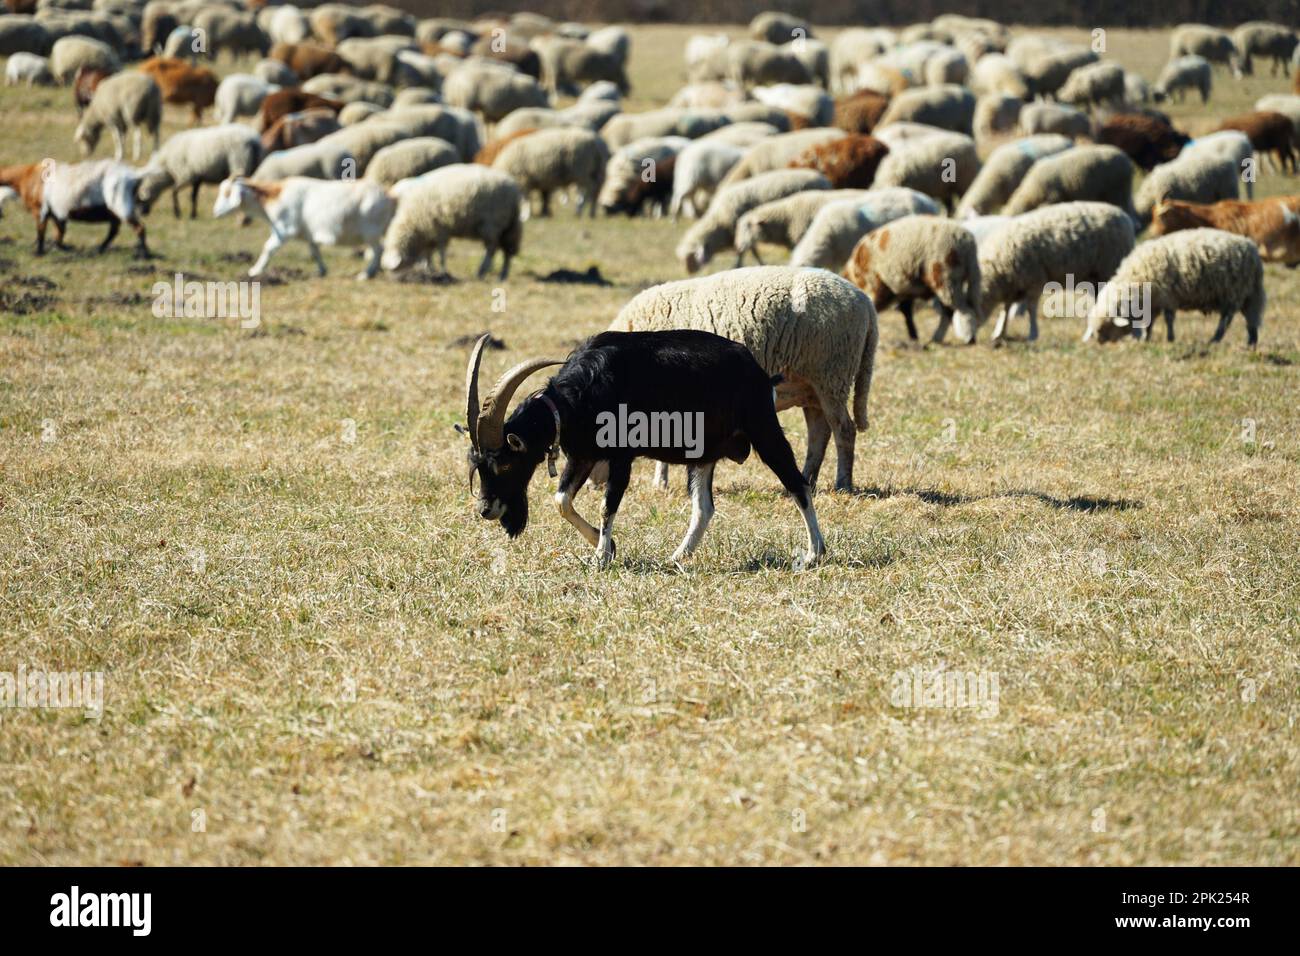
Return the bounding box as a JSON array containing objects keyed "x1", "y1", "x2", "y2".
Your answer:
[{"x1": 462, "y1": 330, "x2": 826, "y2": 569}]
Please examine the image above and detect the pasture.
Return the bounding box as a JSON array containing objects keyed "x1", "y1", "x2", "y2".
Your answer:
[{"x1": 0, "y1": 23, "x2": 1298, "y2": 865}]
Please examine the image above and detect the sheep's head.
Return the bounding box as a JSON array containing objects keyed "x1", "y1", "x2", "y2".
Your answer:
[
  {"x1": 135, "y1": 168, "x2": 175, "y2": 215},
  {"x1": 462, "y1": 333, "x2": 564, "y2": 538},
  {"x1": 1083, "y1": 283, "x2": 1143, "y2": 344},
  {"x1": 73, "y1": 119, "x2": 99, "y2": 156}
]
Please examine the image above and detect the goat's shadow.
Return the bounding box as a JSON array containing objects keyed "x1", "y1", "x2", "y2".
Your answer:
[{"x1": 848, "y1": 486, "x2": 1141, "y2": 513}]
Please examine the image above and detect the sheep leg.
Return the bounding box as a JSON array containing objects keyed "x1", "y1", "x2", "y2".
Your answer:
[
  {"x1": 189, "y1": 182, "x2": 201, "y2": 219},
  {"x1": 750, "y1": 245, "x2": 765, "y2": 265},
  {"x1": 1025, "y1": 302, "x2": 1040, "y2": 342},
  {"x1": 670, "y1": 462, "x2": 716, "y2": 563},
  {"x1": 477, "y1": 241, "x2": 498, "y2": 280},
  {"x1": 171, "y1": 187, "x2": 182, "y2": 219},
  {"x1": 1164, "y1": 308, "x2": 1175, "y2": 343},
  {"x1": 97, "y1": 218, "x2": 120, "y2": 253},
  {"x1": 35, "y1": 212, "x2": 48, "y2": 255},
  {"x1": 249, "y1": 231, "x2": 284, "y2": 277},
  {"x1": 810, "y1": 385, "x2": 855, "y2": 493},
  {"x1": 930, "y1": 301, "x2": 953, "y2": 344},
  {"x1": 498, "y1": 247, "x2": 511, "y2": 281},
  {"x1": 801, "y1": 405, "x2": 832, "y2": 493},
  {"x1": 540, "y1": 191, "x2": 551, "y2": 217},
  {"x1": 555, "y1": 458, "x2": 600, "y2": 547},
  {"x1": 357, "y1": 242, "x2": 380, "y2": 280},
  {"x1": 1210, "y1": 309, "x2": 1234, "y2": 344},
  {"x1": 594, "y1": 458, "x2": 631, "y2": 569},
  {"x1": 653, "y1": 461, "x2": 670, "y2": 490},
  {"x1": 899, "y1": 300, "x2": 919, "y2": 341},
  {"x1": 129, "y1": 218, "x2": 150, "y2": 259},
  {"x1": 306, "y1": 239, "x2": 328, "y2": 277}
]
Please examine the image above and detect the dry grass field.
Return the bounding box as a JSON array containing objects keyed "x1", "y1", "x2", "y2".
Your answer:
[{"x1": 1, "y1": 24, "x2": 1298, "y2": 866}]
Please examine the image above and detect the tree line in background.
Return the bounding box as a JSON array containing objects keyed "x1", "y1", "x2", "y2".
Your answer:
[{"x1": 394, "y1": 0, "x2": 1300, "y2": 28}]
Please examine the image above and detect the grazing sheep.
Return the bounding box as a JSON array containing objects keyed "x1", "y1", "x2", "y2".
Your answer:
[
  {"x1": 442, "y1": 61, "x2": 549, "y2": 123},
  {"x1": 1151, "y1": 196, "x2": 1300, "y2": 265},
  {"x1": 844, "y1": 214, "x2": 982, "y2": 344},
  {"x1": 733, "y1": 188, "x2": 869, "y2": 259},
  {"x1": 139, "y1": 56, "x2": 219, "y2": 124},
  {"x1": 337, "y1": 101, "x2": 385, "y2": 126},
  {"x1": 192, "y1": 7, "x2": 268, "y2": 61},
  {"x1": 711, "y1": 39, "x2": 812, "y2": 88},
  {"x1": 1023, "y1": 46, "x2": 1097, "y2": 97},
  {"x1": 877, "y1": 84, "x2": 975, "y2": 135},
  {"x1": 0, "y1": 17, "x2": 51, "y2": 58},
  {"x1": 1057, "y1": 61, "x2": 1125, "y2": 112},
  {"x1": 978, "y1": 201, "x2": 1136, "y2": 342},
  {"x1": 955, "y1": 134, "x2": 1072, "y2": 217},
  {"x1": 598, "y1": 135, "x2": 690, "y2": 215},
  {"x1": 1180, "y1": 130, "x2": 1255, "y2": 199},
  {"x1": 252, "y1": 140, "x2": 354, "y2": 181},
  {"x1": 50, "y1": 35, "x2": 118, "y2": 83},
  {"x1": 216, "y1": 74, "x2": 275, "y2": 125},
  {"x1": 871, "y1": 131, "x2": 979, "y2": 211},
  {"x1": 1170, "y1": 24, "x2": 1241, "y2": 77},
  {"x1": 676, "y1": 168, "x2": 830, "y2": 272},
  {"x1": 1216, "y1": 111, "x2": 1297, "y2": 174},
  {"x1": 718, "y1": 128, "x2": 845, "y2": 188},
  {"x1": 380, "y1": 164, "x2": 523, "y2": 280},
  {"x1": 1155, "y1": 55, "x2": 1212, "y2": 104},
  {"x1": 474, "y1": 128, "x2": 540, "y2": 166},
  {"x1": 1084, "y1": 229, "x2": 1264, "y2": 346},
  {"x1": 971, "y1": 53, "x2": 1029, "y2": 99},
  {"x1": 670, "y1": 139, "x2": 744, "y2": 219},
  {"x1": 1002, "y1": 145, "x2": 1136, "y2": 222},
  {"x1": 1233, "y1": 22, "x2": 1297, "y2": 76},
  {"x1": 787, "y1": 134, "x2": 888, "y2": 189},
  {"x1": 789, "y1": 187, "x2": 943, "y2": 271},
  {"x1": 611, "y1": 265, "x2": 877, "y2": 492},
  {"x1": 829, "y1": 28, "x2": 893, "y2": 91},
  {"x1": 258, "y1": 88, "x2": 343, "y2": 132},
  {"x1": 73, "y1": 71, "x2": 161, "y2": 161},
  {"x1": 336, "y1": 35, "x2": 417, "y2": 85},
  {"x1": 698, "y1": 121, "x2": 780, "y2": 149},
  {"x1": 491, "y1": 126, "x2": 609, "y2": 218},
  {"x1": 974, "y1": 94, "x2": 1023, "y2": 141},
  {"x1": 5, "y1": 51, "x2": 54, "y2": 86},
  {"x1": 138, "y1": 123, "x2": 262, "y2": 219},
  {"x1": 1134, "y1": 154, "x2": 1239, "y2": 227},
  {"x1": 670, "y1": 80, "x2": 747, "y2": 110},
  {"x1": 364, "y1": 137, "x2": 458, "y2": 187},
  {"x1": 264, "y1": 5, "x2": 311, "y2": 46},
  {"x1": 1019, "y1": 101, "x2": 1093, "y2": 140},
  {"x1": 600, "y1": 108, "x2": 729, "y2": 150},
  {"x1": 832, "y1": 89, "x2": 890, "y2": 133},
  {"x1": 720, "y1": 101, "x2": 792, "y2": 130},
  {"x1": 1096, "y1": 114, "x2": 1190, "y2": 172},
  {"x1": 213, "y1": 176, "x2": 395, "y2": 279},
  {"x1": 534, "y1": 35, "x2": 629, "y2": 96},
  {"x1": 871, "y1": 122, "x2": 952, "y2": 149},
  {"x1": 1124, "y1": 71, "x2": 1153, "y2": 105}
]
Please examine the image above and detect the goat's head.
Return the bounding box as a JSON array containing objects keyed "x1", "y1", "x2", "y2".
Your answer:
[
  {"x1": 462, "y1": 333, "x2": 563, "y2": 537},
  {"x1": 212, "y1": 177, "x2": 253, "y2": 218}
]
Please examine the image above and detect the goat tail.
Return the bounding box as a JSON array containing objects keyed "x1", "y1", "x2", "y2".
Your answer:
[{"x1": 852, "y1": 309, "x2": 878, "y2": 432}]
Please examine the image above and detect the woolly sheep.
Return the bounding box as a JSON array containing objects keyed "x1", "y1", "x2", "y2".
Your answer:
[
  {"x1": 5, "y1": 52, "x2": 54, "y2": 86},
  {"x1": 974, "y1": 94, "x2": 1023, "y2": 140},
  {"x1": 1124, "y1": 71, "x2": 1152, "y2": 105},
  {"x1": 751, "y1": 83, "x2": 832, "y2": 126},
  {"x1": 216, "y1": 74, "x2": 275, "y2": 125},
  {"x1": 1023, "y1": 46, "x2": 1097, "y2": 97},
  {"x1": 0, "y1": 18, "x2": 52, "y2": 58},
  {"x1": 956, "y1": 134, "x2": 1073, "y2": 217},
  {"x1": 698, "y1": 121, "x2": 779, "y2": 149},
  {"x1": 843, "y1": 215, "x2": 982, "y2": 344},
  {"x1": 1133, "y1": 154, "x2": 1239, "y2": 227},
  {"x1": 337, "y1": 101, "x2": 385, "y2": 126},
  {"x1": 871, "y1": 123, "x2": 952, "y2": 149},
  {"x1": 733, "y1": 188, "x2": 869, "y2": 259},
  {"x1": 315, "y1": 121, "x2": 407, "y2": 173},
  {"x1": 1232, "y1": 22, "x2": 1297, "y2": 76},
  {"x1": 600, "y1": 108, "x2": 728, "y2": 149},
  {"x1": 138, "y1": 123, "x2": 262, "y2": 219},
  {"x1": 364, "y1": 137, "x2": 458, "y2": 187},
  {"x1": 789, "y1": 187, "x2": 943, "y2": 271},
  {"x1": 871, "y1": 131, "x2": 979, "y2": 211},
  {"x1": 1057, "y1": 61, "x2": 1125, "y2": 112},
  {"x1": 1002, "y1": 145, "x2": 1136, "y2": 222},
  {"x1": 720, "y1": 101, "x2": 793, "y2": 130},
  {"x1": 443, "y1": 62, "x2": 548, "y2": 123},
  {"x1": 670, "y1": 139, "x2": 744, "y2": 219},
  {"x1": 380, "y1": 164, "x2": 523, "y2": 280},
  {"x1": 491, "y1": 126, "x2": 609, "y2": 218},
  {"x1": 392, "y1": 87, "x2": 441, "y2": 109},
  {"x1": 192, "y1": 7, "x2": 268, "y2": 61},
  {"x1": 1170, "y1": 24, "x2": 1242, "y2": 77},
  {"x1": 971, "y1": 53, "x2": 1029, "y2": 99},
  {"x1": 925, "y1": 48, "x2": 969, "y2": 87},
  {"x1": 253, "y1": 140, "x2": 354, "y2": 181},
  {"x1": 877, "y1": 84, "x2": 976, "y2": 135},
  {"x1": 1180, "y1": 131, "x2": 1254, "y2": 198},
  {"x1": 301, "y1": 73, "x2": 394, "y2": 107},
  {"x1": 610, "y1": 265, "x2": 878, "y2": 492},
  {"x1": 677, "y1": 168, "x2": 830, "y2": 272},
  {"x1": 50, "y1": 35, "x2": 118, "y2": 83},
  {"x1": 1019, "y1": 101, "x2": 1093, "y2": 139},
  {"x1": 265, "y1": 5, "x2": 311, "y2": 46},
  {"x1": 719, "y1": 40, "x2": 813, "y2": 88},
  {"x1": 213, "y1": 176, "x2": 395, "y2": 279},
  {"x1": 1084, "y1": 229, "x2": 1264, "y2": 346},
  {"x1": 534, "y1": 35, "x2": 629, "y2": 96},
  {"x1": 977, "y1": 201, "x2": 1136, "y2": 342},
  {"x1": 336, "y1": 35, "x2": 415, "y2": 84},
  {"x1": 254, "y1": 58, "x2": 298, "y2": 87},
  {"x1": 718, "y1": 128, "x2": 845, "y2": 188},
  {"x1": 829, "y1": 27, "x2": 892, "y2": 92},
  {"x1": 73, "y1": 71, "x2": 161, "y2": 161},
  {"x1": 1155, "y1": 56, "x2": 1211, "y2": 104}
]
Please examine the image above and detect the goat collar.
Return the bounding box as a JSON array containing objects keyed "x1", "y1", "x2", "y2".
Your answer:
[{"x1": 535, "y1": 390, "x2": 562, "y2": 477}]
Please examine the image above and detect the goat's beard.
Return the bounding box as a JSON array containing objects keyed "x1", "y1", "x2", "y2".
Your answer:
[{"x1": 500, "y1": 495, "x2": 529, "y2": 538}]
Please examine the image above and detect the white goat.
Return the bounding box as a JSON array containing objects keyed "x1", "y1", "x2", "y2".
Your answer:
[{"x1": 213, "y1": 176, "x2": 396, "y2": 279}]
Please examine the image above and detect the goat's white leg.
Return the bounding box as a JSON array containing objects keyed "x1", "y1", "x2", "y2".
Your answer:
[
  {"x1": 556, "y1": 458, "x2": 600, "y2": 546},
  {"x1": 249, "y1": 231, "x2": 283, "y2": 277},
  {"x1": 671, "y1": 462, "x2": 716, "y2": 562},
  {"x1": 594, "y1": 459, "x2": 631, "y2": 569},
  {"x1": 653, "y1": 461, "x2": 670, "y2": 490},
  {"x1": 793, "y1": 491, "x2": 826, "y2": 570}
]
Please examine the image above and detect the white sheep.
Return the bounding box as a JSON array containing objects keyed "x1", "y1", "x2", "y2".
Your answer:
[
  {"x1": 1084, "y1": 229, "x2": 1264, "y2": 346},
  {"x1": 216, "y1": 74, "x2": 276, "y2": 125},
  {"x1": 597, "y1": 135, "x2": 691, "y2": 213},
  {"x1": 877, "y1": 84, "x2": 976, "y2": 135},
  {"x1": 670, "y1": 139, "x2": 744, "y2": 219},
  {"x1": 717, "y1": 128, "x2": 845, "y2": 188},
  {"x1": 364, "y1": 137, "x2": 458, "y2": 187},
  {"x1": 696, "y1": 121, "x2": 779, "y2": 149},
  {"x1": 73, "y1": 72, "x2": 161, "y2": 162},
  {"x1": 610, "y1": 266, "x2": 879, "y2": 492},
  {"x1": 50, "y1": 35, "x2": 119, "y2": 84},
  {"x1": 733, "y1": 188, "x2": 869, "y2": 259},
  {"x1": 443, "y1": 62, "x2": 549, "y2": 123},
  {"x1": 1056, "y1": 61, "x2": 1126, "y2": 112},
  {"x1": 380, "y1": 164, "x2": 523, "y2": 280},
  {"x1": 1155, "y1": 55, "x2": 1212, "y2": 104},
  {"x1": 971, "y1": 53, "x2": 1029, "y2": 99},
  {"x1": 600, "y1": 108, "x2": 729, "y2": 149},
  {"x1": 676, "y1": 168, "x2": 831, "y2": 272},
  {"x1": 843, "y1": 214, "x2": 982, "y2": 344},
  {"x1": 1019, "y1": 101, "x2": 1093, "y2": 139},
  {"x1": 957, "y1": 134, "x2": 1073, "y2": 217},
  {"x1": 491, "y1": 126, "x2": 609, "y2": 218},
  {"x1": 1002, "y1": 145, "x2": 1136, "y2": 222},
  {"x1": 973, "y1": 93, "x2": 1023, "y2": 141},
  {"x1": 789, "y1": 187, "x2": 943, "y2": 271},
  {"x1": 213, "y1": 176, "x2": 395, "y2": 280},
  {"x1": 871, "y1": 122, "x2": 952, "y2": 149},
  {"x1": 977, "y1": 201, "x2": 1136, "y2": 342},
  {"x1": 253, "y1": 140, "x2": 355, "y2": 181},
  {"x1": 1179, "y1": 131, "x2": 1254, "y2": 199},
  {"x1": 138, "y1": 124, "x2": 263, "y2": 219},
  {"x1": 871, "y1": 131, "x2": 980, "y2": 211},
  {"x1": 1134, "y1": 154, "x2": 1239, "y2": 227},
  {"x1": 5, "y1": 52, "x2": 54, "y2": 87}
]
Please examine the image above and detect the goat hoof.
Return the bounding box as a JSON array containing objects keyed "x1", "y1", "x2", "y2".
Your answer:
[{"x1": 593, "y1": 540, "x2": 616, "y2": 570}]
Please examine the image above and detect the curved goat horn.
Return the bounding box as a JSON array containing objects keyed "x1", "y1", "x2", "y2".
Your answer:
[
  {"x1": 463, "y1": 333, "x2": 493, "y2": 450},
  {"x1": 477, "y1": 356, "x2": 565, "y2": 450}
]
